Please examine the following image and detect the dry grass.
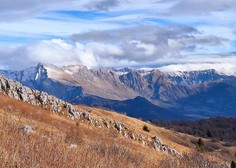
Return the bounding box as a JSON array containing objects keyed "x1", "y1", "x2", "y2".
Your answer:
[
  {"x1": 0, "y1": 93, "x2": 232, "y2": 167},
  {"x1": 158, "y1": 152, "x2": 229, "y2": 168},
  {"x1": 0, "y1": 110, "x2": 145, "y2": 168},
  {"x1": 0, "y1": 94, "x2": 154, "y2": 167},
  {"x1": 76, "y1": 105, "x2": 192, "y2": 153}
]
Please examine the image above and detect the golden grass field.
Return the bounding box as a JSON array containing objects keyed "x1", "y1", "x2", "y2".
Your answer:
[{"x1": 0, "y1": 93, "x2": 234, "y2": 167}]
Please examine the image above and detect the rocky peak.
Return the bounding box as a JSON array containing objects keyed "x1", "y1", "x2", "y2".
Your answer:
[
  {"x1": 34, "y1": 63, "x2": 48, "y2": 81},
  {"x1": 148, "y1": 69, "x2": 170, "y2": 84},
  {"x1": 119, "y1": 69, "x2": 148, "y2": 94},
  {"x1": 111, "y1": 67, "x2": 133, "y2": 75},
  {"x1": 62, "y1": 64, "x2": 88, "y2": 74}
]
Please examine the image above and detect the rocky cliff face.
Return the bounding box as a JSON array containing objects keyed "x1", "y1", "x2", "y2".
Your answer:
[
  {"x1": 0, "y1": 74, "x2": 79, "y2": 118},
  {"x1": 0, "y1": 75, "x2": 181, "y2": 156},
  {"x1": 165, "y1": 69, "x2": 228, "y2": 85}
]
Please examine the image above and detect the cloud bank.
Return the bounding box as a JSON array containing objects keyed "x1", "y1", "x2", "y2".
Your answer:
[
  {"x1": 159, "y1": 62, "x2": 236, "y2": 76},
  {"x1": 0, "y1": 26, "x2": 234, "y2": 72},
  {"x1": 0, "y1": 0, "x2": 235, "y2": 74}
]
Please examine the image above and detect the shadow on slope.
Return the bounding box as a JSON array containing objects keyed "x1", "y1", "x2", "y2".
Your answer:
[{"x1": 73, "y1": 96, "x2": 190, "y2": 121}]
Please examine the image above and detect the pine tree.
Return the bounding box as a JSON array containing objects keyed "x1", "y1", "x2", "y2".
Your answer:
[{"x1": 207, "y1": 129, "x2": 213, "y2": 138}]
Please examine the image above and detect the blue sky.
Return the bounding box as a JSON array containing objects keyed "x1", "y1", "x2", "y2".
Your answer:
[{"x1": 0, "y1": 0, "x2": 236, "y2": 74}]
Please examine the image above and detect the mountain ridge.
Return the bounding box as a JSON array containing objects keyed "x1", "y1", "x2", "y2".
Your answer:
[{"x1": 1, "y1": 64, "x2": 236, "y2": 120}]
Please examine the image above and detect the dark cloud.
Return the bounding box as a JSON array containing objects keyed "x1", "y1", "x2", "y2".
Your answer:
[
  {"x1": 71, "y1": 25, "x2": 199, "y2": 43},
  {"x1": 71, "y1": 24, "x2": 228, "y2": 61},
  {"x1": 85, "y1": 0, "x2": 120, "y2": 11}
]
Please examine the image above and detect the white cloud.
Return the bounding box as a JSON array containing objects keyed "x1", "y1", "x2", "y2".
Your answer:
[
  {"x1": 0, "y1": 39, "x2": 138, "y2": 69},
  {"x1": 158, "y1": 56, "x2": 236, "y2": 75},
  {"x1": 1, "y1": 38, "x2": 236, "y2": 75},
  {"x1": 129, "y1": 40, "x2": 156, "y2": 57}
]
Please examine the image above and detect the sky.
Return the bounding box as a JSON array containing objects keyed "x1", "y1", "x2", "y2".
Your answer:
[{"x1": 0, "y1": 0, "x2": 236, "y2": 74}]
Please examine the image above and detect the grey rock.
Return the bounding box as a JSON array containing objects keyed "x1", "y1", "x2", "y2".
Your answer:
[
  {"x1": 99, "y1": 117, "x2": 110, "y2": 128},
  {"x1": 114, "y1": 122, "x2": 127, "y2": 132},
  {"x1": 136, "y1": 134, "x2": 146, "y2": 145},
  {"x1": 37, "y1": 93, "x2": 48, "y2": 106},
  {"x1": 123, "y1": 131, "x2": 128, "y2": 138},
  {"x1": 77, "y1": 110, "x2": 93, "y2": 124},
  {"x1": 161, "y1": 146, "x2": 169, "y2": 155},
  {"x1": 69, "y1": 144, "x2": 77, "y2": 149},
  {"x1": 130, "y1": 133, "x2": 136, "y2": 140},
  {"x1": 152, "y1": 136, "x2": 163, "y2": 151},
  {"x1": 18, "y1": 125, "x2": 34, "y2": 134},
  {"x1": 0, "y1": 75, "x2": 84, "y2": 120}
]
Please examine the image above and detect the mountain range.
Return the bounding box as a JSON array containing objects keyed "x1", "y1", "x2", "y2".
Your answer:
[{"x1": 0, "y1": 64, "x2": 235, "y2": 120}]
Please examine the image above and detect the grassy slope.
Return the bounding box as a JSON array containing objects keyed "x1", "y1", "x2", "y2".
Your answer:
[{"x1": 0, "y1": 93, "x2": 234, "y2": 167}]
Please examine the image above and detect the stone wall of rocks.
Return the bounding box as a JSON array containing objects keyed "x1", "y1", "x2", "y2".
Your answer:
[
  {"x1": 0, "y1": 75, "x2": 76, "y2": 115},
  {"x1": 76, "y1": 108, "x2": 181, "y2": 156},
  {"x1": 0, "y1": 75, "x2": 181, "y2": 156}
]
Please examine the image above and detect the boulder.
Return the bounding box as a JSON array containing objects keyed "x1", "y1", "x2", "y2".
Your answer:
[
  {"x1": 114, "y1": 122, "x2": 127, "y2": 132},
  {"x1": 152, "y1": 136, "x2": 163, "y2": 151},
  {"x1": 18, "y1": 125, "x2": 34, "y2": 134}
]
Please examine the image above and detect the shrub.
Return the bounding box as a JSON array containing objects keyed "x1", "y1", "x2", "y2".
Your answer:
[
  {"x1": 196, "y1": 138, "x2": 205, "y2": 152},
  {"x1": 142, "y1": 125, "x2": 150, "y2": 132},
  {"x1": 231, "y1": 161, "x2": 236, "y2": 168}
]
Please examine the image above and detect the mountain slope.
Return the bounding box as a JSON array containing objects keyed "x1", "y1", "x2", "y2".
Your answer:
[
  {"x1": 175, "y1": 82, "x2": 236, "y2": 118},
  {"x1": 1, "y1": 64, "x2": 236, "y2": 120}
]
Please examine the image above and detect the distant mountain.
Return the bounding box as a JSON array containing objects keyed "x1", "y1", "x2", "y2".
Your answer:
[
  {"x1": 165, "y1": 69, "x2": 228, "y2": 85},
  {"x1": 175, "y1": 82, "x2": 236, "y2": 118},
  {"x1": 0, "y1": 63, "x2": 196, "y2": 104},
  {"x1": 164, "y1": 70, "x2": 236, "y2": 118},
  {"x1": 1, "y1": 64, "x2": 236, "y2": 120}
]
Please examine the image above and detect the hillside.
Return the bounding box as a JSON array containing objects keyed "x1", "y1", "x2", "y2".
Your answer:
[
  {"x1": 0, "y1": 93, "x2": 233, "y2": 168},
  {"x1": 0, "y1": 75, "x2": 235, "y2": 167}
]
